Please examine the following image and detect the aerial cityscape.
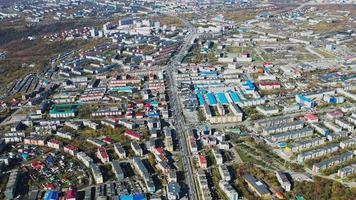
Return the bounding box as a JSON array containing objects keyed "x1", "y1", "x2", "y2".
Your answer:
[{"x1": 0, "y1": 0, "x2": 355, "y2": 200}]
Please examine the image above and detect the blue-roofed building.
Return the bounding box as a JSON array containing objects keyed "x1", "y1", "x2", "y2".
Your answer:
[
  {"x1": 133, "y1": 194, "x2": 147, "y2": 200},
  {"x1": 197, "y1": 93, "x2": 205, "y2": 106},
  {"x1": 119, "y1": 194, "x2": 146, "y2": 200},
  {"x1": 228, "y1": 91, "x2": 241, "y2": 103},
  {"x1": 278, "y1": 142, "x2": 288, "y2": 148},
  {"x1": 200, "y1": 48, "x2": 209, "y2": 54},
  {"x1": 323, "y1": 96, "x2": 345, "y2": 104},
  {"x1": 21, "y1": 152, "x2": 29, "y2": 160},
  {"x1": 45, "y1": 156, "x2": 55, "y2": 166},
  {"x1": 145, "y1": 99, "x2": 159, "y2": 107},
  {"x1": 207, "y1": 93, "x2": 217, "y2": 106},
  {"x1": 196, "y1": 89, "x2": 208, "y2": 94},
  {"x1": 44, "y1": 191, "x2": 59, "y2": 200},
  {"x1": 216, "y1": 93, "x2": 228, "y2": 105},
  {"x1": 120, "y1": 194, "x2": 134, "y2": 200},
  {"x1": 238, "y1": 28, "x2": 248, "y2": 32},
  {"x1": 147, "y1": 112, "x2": 160, "y2": 118},
  {"x1": 110, "y1": 87, "x2": 133, "y2": 93},
  {"x1": 242, "y1": 80, "x2": 256, "y2": 91},
  {"x1": 264, "y1": 67, "x2": 270, "y2": 74},
  {"x1": 296, "y1": 95, "x2": 316, "y2": 108},
  {"x1": 195, "y1": 83, "x2": 225, "y2": 89},
  {"x1": 150, "y1": 100, "x2": 159, "y2": 107},
  {"x1": 200, "y1": 71, "x2": 218, "y2": 77}
]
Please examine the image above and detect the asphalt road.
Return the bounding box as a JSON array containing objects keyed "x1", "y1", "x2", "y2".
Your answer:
[{"x1": 165, "y1": 18, "x2": 199, "y2": 200}]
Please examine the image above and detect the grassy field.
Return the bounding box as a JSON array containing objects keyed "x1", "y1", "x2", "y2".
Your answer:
[
  {"x1": 306, "y1": 21, "x2": 348, "y2": 33},
  {"x1": 222, "y1": 10, "x2": 257, "y2": 22},
  {"x1": 314, "y1": 48, "x2": 336, "y2": 59},
  {"x1": 0, "y1": 39, "x2": 89, "y2": 85},
  {"x1": 153, "y1": 16, "x2": 183, "y2": 27},
  {"x1": 0, "y1": 19, "x2": 108, "y2": 86}
]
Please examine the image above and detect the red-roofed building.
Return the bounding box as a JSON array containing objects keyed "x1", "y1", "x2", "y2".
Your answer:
[
  {"x1": 135, "y1": 112, "x2": 145, "y2": 119},
  {"x1": 47, "y1": 139, "x2": 62, "y2": 150},
  {"x1": 106, "y1": 117, "x2": 119, "y2": 123},
  {"x1": 136, "y1": 100, "x2": 144, "y2": 108},
  {"x1": 258, "y1": 81, "x2": 281, "y2": 90},
  {"x1": 153, "y1": 147, "x2": 168, "y2": 162},
  {"x1": 97, "y1": 147, "x2": 110, "y2": 163},
  {"x1": 155, "y1": 147, "x2": 164, "y2": 155},
  {"x1": 102, "y1": 137, "x2": 113, "y2": 144},
  {"x1": 124, "y1": 129, "x2": 143, "y2": 140},
  {"x1": 263, "y1": 62, "x2": 274, "y2": 68},
  {"x1": 158, "y1": 154, "x2": 168, "y2": 162},
  {"x1": 160, "y1": 101, "x2": 168, "y2": 106},
  {"x1": 127, "y1": 104, "x2": 134, "y2": 110},
  {"x1": 125, "y1": 112, "x2": 133, "y2": 119},
  {"x1": 66, "y1": 189, "x2": 77, "y2": 200},
  {"x1": 64, "y1": 144, "x2": 78, "y2": 156},
  {"x1": 31, "y1": 161, "x2": 45, "y2": 171},
  {"x1": 44, "y1": 183, "x2": 56, "y2": 190},
  {"x1": 156, "y1": 161, "x2": 170, "y2": 175},
  {"x1": 157, "y1": 104, "x2": 166, "y2": 111},
  {"x1": 326, "y1": 111, "x2": 343, "y2": 119},
  {"x1": 199, "y1": 155, "x2": 207, "y2": 169},
  {"x1": 144, "y1": 103, "x2": 152, "y2": 109},
  {"x1": 276, "y1": 192, "x2": 284, "y2": 199},
  {"x1": 304, "y1": 114, "x2": 319, "y2": 123}
]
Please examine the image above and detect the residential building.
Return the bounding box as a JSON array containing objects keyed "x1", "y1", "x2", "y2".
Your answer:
[
  {"x1": 114, "y1": 143, "x2": 126, "y2": 158},
  {"x1": 290, "y1": 137, "x2": 325, "y2": 153},
  {"x1": 335, "y1": 119, "x2": 354, "y2": 132},
  {"x1": 271, "y1": 128, "x2": 314, "y2": 142},
  {"x1": 91, "y1": 164, "x2": 104, "y2": 184},
  {"x1": 111, "y1": 160, "x2": 124, "y2": 181},
  {"x1": 97, "y1": 147, "x2": 110, "y2": 164},
  {"x1": 168, "y1": 170, "x2": 177, "y2": 182},
  {"x1": 262, "y1": 121, "x2": 304, "y2": 135},
  {"x1": 297, "y1": 144, "x2": 339, "y2": 163},
  {"x1": 338, "y1": 164, "x2": 356, "y2": 178},
  {"x1": 47, "y1": 139, "x2": 63, "y2": 150},
  {"x1": 212, "y1": 148, "x2": 223, "y2": 164},
  {"x1": 167, "y1": 182, "x2": 180, "y2": 200},
  {"x1": 4, "y1": 169, "x2": 19, "y2": 200},
  {"x1": 197, "y1": 171, "x2": 213, "y2": 200},
  {"x1": 243, "y1": 174, "x2": 271, "y2": 198},
  {"x1": 218, "y1": 164, "x2": 231, "y2": 181},
  {"x1": 219, "y1": 181, "x2": 239, "y2": 200},
  {"x1": 199, "y1": 155, "x2": 208, "y2": 169},
  {"x1": 313, "y1": 152, "x2": 354, "y2": 173},
  {"x1": 340, "y1": 139, "x2": 356, "y2": 149},
  {"x1": 86, "y1": 138, "x2": 106, "y2": 147},
  {"x1": 64, "y1": 144, "x2": 78, "y2": 156},
  {"x1": 56, "y1": 131, "x2": 74, "y2": 140},
  {"x1": 125, "y1": 129, "x2": 143, "y2": 140},
  {"x1": 257, "y1": 116, "x2": 294, "y2": 128},
  {"x1": 131, "y1": 142, "x2": 143, "y2": 156},
  {"x1": 76, "y1": 152, "x2": 94, "y2": 168},
  {"x1": 276, "y1": 171, "x2": 292, "y2": 192},
  {"x1": 256, "y1": 105, "x2": 279, "y2": 116},
  {"x1": 296, "y1": 95, "x2": 316, "y2": 108}
]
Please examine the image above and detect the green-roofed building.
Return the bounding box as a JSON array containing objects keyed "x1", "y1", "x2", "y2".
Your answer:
[
  {"x1": 49, "y1": 104, "x2": 78, "y2": 118},
  {"x1": 296, "y1": 194, "x2": 305, "y2": 200}
]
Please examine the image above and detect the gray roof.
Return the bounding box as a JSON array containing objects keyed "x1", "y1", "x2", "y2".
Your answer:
[
  {"x1": 168, "y1": 182, "x2": 181, "y2": 195},
  {"x1": 315, "y1": 152, "x2": 353, "y2": 168},
  {"x1": 243, "y1": 174, "x2": 271, "y2": 196}
]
